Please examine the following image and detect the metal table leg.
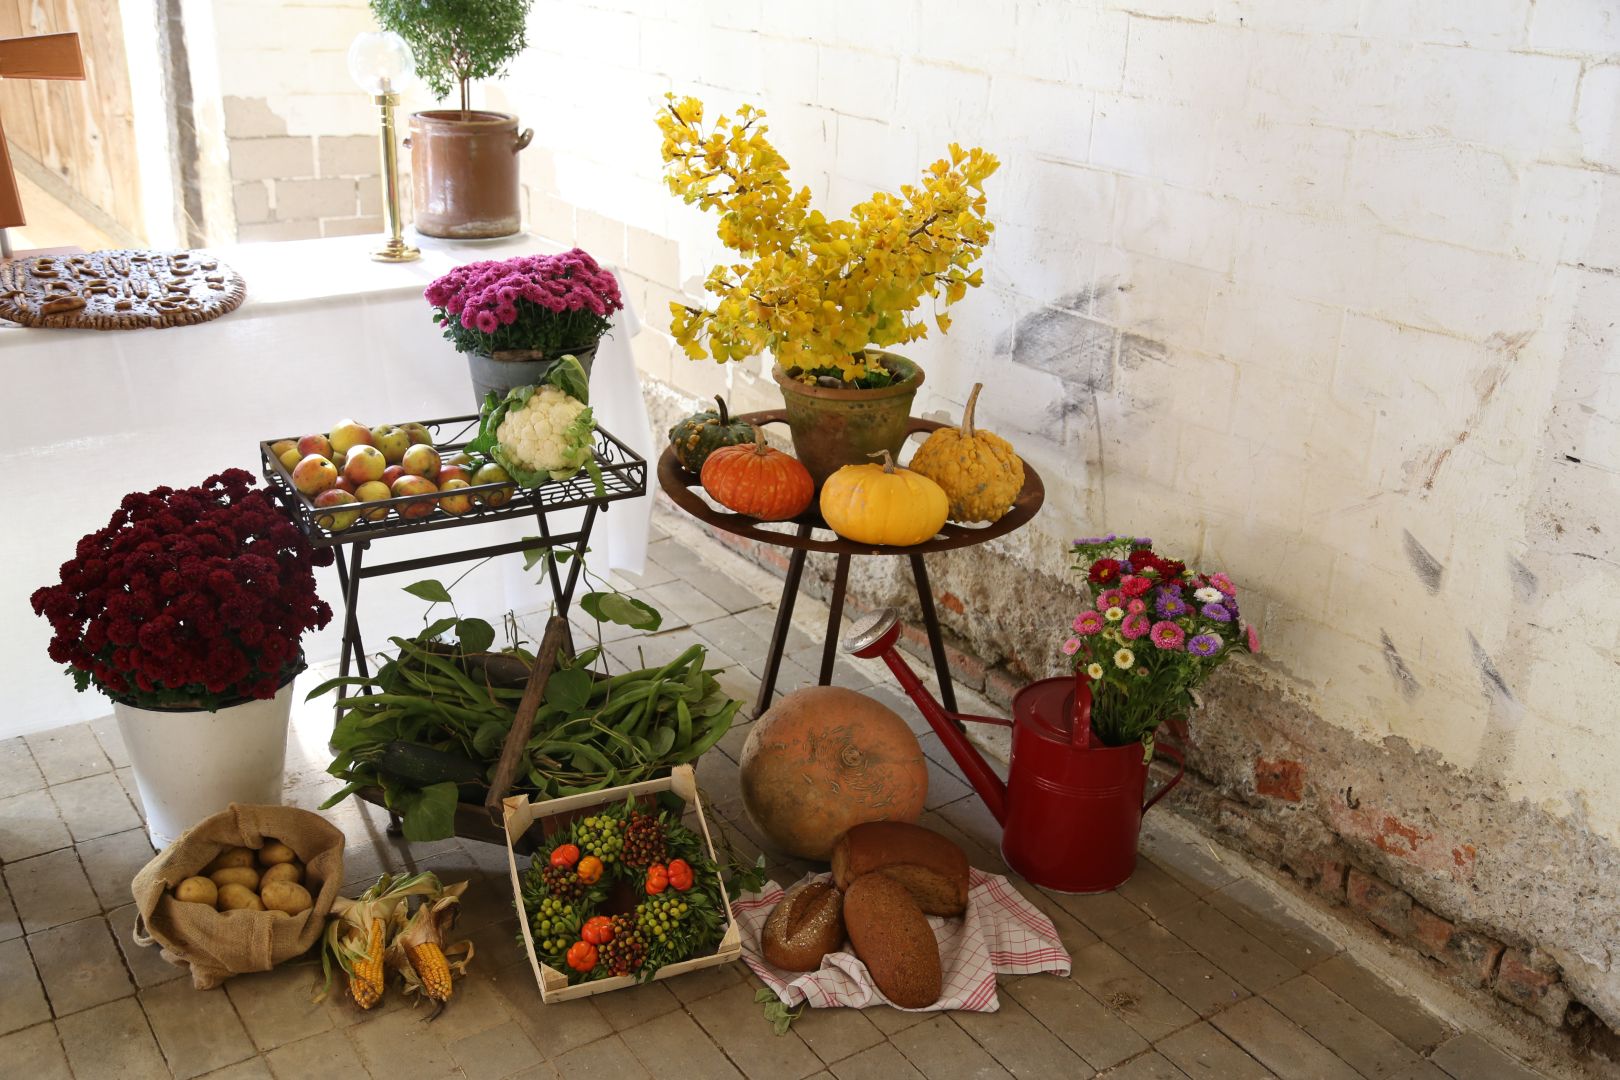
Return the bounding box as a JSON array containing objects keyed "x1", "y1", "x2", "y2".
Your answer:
[
  {"x1": 336, "y1": 541, "x2": 369, "y2": 683},
  {"x1": 755, "y1": 522, "x2": 813, "y2": 717},
  {"x1": 819, "y1": 553, "x2": 851, "y2": 684},
  {"x1": 910, "y1": 553, "x2": 958, "y2": 714}
]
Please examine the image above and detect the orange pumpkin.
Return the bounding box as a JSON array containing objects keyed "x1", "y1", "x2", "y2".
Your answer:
[
  {"x1": 699, "y1": 427, "x2": 814, "y2": 521},
  {"x1": 739, "y1": 686, "x2": 928, "y2": 859}
]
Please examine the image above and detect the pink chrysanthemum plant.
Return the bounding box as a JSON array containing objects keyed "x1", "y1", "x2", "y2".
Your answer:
[
  {"x1": 425, "y1": 248, "x2": 623, "y2": 358},
  {"x1": 1060, "y1": 534, "x2": 1259, "y2": 748}
]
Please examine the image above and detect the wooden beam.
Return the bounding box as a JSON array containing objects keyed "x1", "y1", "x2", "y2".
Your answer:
[{"x1": 0, "y1": 32, "x2": 83, "y2": 81}]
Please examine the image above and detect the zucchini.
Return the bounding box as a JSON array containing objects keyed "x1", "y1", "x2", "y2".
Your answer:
[{"x1": 374, "y1": 741, "x2": 485, "y2": 787}]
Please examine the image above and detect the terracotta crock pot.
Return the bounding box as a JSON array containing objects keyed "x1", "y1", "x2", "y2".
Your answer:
[{"x1": 408, "y1": 110, "x2": 532, "y2": 239}]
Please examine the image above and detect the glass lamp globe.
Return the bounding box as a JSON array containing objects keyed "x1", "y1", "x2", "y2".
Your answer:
[{"x1": 347, "y1": 31, "x2": 414, "y2": 95}]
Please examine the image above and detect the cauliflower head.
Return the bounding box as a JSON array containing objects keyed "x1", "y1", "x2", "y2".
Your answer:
[{"x1": 492, "y1": 384, "x2": 595, "y2": 484}]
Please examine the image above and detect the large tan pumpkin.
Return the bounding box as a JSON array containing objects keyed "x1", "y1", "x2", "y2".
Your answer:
[{"x1": 739, "y1": 686, "x2": 928, "y2": 860}]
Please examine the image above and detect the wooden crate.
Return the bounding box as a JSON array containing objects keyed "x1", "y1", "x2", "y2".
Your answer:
[{"x1": 502, "y1": 763, "x2": 741, "y2": 1002}]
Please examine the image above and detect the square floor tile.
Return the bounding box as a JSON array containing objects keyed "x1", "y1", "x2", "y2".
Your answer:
[
  {"x1": 224, "y1": 962, "x2": 334, "y2": 1051},
  {"x1": 0, "y1": 1020, "x2": 72, "y2": 1080},
  {"x1": 23, "y1": 726, "x2": 110, "y2": 786},
  {"x1": 140, "y1": 975, "x2": 258, "y2": 1079},
  {"x1": 0, "y1": 788, "x2": 74, "y2": 863},
  {"x1": 0, "y1": 738, "x2": 46, "y2": 799},
  {"x1": 75, "y1": 827, "x2": 155, "y2": 909},
  {"x1": 29, "y1": 915, "x2": 134, "y2": 1017},
  {"x1": 49, "y1": 773, "x2": 142, "y2": 844},
  {"x1": 0, "y1": 937, "x2": 51, "y2": 1035},
  {"x1": 108, "y1": 903, "x2": 185, "y2": 988},
  {"x1": 4, "y1": 848, "x2": 99, "y2": 933},
  {"x1": 57, "y1": 997, "x2": 169, "y2": 1080},
  {"x1": 265, "y1": 1027, "x2": 367, "y2": 1078}
]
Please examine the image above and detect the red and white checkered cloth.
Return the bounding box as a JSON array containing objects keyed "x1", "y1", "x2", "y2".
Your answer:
[{"x1": 734, "y1": 868, "x2": 1070, "y2": 1012}]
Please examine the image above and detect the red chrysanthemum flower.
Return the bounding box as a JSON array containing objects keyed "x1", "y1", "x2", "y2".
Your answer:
[{"x1": 1088, "y1": 558, "x2": 1122, "y2": 585}]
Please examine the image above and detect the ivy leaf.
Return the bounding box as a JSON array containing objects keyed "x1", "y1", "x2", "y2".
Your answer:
[
  {"x1": 473, "y1": 720, "x2": 510, "y2": 758},
  {"x1": 545, "y1": 667, "x2": 594, "y2": 714},
  {"x1": 580, "y1": 591, "x2": 662, "y2": 631},
  {"x1": 394, "y1": 782, "x2": 459, "y2": 842},
  {"x1": 421, "y1": 617, "x2": 460, "y2": 642},
  {"x1": 404, "y1": 579, "x2": 452, "y2": 604},
  {"x1": 456, "y1": 618, "x2": 496, "y2": 655}
]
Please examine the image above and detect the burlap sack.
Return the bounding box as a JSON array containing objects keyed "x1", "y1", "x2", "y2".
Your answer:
[{"x1": 131, "y1": 803, "x2": 345, "y2": 990}]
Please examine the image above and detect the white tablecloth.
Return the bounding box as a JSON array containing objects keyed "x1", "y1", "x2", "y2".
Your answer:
[{"x1": 2, "y1": 233, "x2": 654, "y2": 738}]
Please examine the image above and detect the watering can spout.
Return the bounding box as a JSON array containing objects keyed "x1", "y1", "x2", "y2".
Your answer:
[{"x1": 843, "y1": 610, "x2": 1009, "y2": 824}]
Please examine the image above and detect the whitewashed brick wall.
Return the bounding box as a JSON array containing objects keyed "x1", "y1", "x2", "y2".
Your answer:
[{"x1": 493, "y1": 0, "x2": 1620, "y2": 852}]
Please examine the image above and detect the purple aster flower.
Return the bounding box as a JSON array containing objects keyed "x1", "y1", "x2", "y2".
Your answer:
[
  {"x1": 1150, "y1": 621, "x2": 1185, "y2": 650},
  {"x1": 1074, "y1": 536, "x2": 1105, "y2": 546},
  {"x1": 1133, "y1": 537, "x2": 1152, "y2": 546},
  {"x1": 1201, "y1": 602, "x2": 1232, "y2": 622},
  {"x1": 1155, "y1": 592, "x2": 1189, "y2": 618},
  {"x1": 1188, "y1": 633, "x2": 1222, "y2": 657},
  {"x1": 1121, "y1": 613, "x2": 1150, "y2": 639}
]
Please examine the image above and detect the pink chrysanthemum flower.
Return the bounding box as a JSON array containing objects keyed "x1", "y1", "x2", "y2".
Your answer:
[{"x1": 1150, "y1": 621, "x2": 1185, "y2": 650}]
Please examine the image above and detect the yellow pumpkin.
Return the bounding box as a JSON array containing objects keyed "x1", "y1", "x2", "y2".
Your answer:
[
  {"x1": 820, "y1": 451, "x2": 949, "y2": 546},
  {"x1": 907, "y1": 383, "x2": 1024, "y2": 523}
]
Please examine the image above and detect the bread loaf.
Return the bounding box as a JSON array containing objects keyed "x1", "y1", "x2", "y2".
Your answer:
[
  {"x1": 843, "y1": 873, "x2": 942, "y2": 1008},
  {"x1": 762, "y1": 881, "x2": 845, "y2": 972},
  {"x1": 832, "y1": 821, "x2": 969, "y2": 917}
]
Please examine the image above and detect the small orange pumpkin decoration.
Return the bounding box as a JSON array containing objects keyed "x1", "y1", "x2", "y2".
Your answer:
[{"x1": 699, "y1": 426, "x2": 814, "y2": 521}]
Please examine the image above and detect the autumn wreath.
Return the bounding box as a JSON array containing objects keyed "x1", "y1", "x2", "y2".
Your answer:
[{"x1": 519, "y1": 797, "x2": 727, "y2": 982}]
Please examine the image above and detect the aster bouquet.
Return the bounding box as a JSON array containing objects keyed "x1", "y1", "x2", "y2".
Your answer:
[
  {"x1": 426, "y1": 248, "x2": 623, "y2": 358},
  {"x1": 1062, "y1": 535, "x2": 1259, "y2": 747},
  {"x1": 30, "y1": 470, "x2": 334, "y2": 711}
]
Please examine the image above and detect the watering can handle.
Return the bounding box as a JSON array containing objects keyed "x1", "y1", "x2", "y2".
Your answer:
[
  {"x1": 1142, "y1": 739, "x2": 1186, "y2": 814},
  {"x1": 1071, "y1": 673, "x2": 1096, "y2": 749}
]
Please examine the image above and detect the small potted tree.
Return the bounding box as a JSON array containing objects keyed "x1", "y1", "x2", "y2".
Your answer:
[
  {"x1": 371, "y1": 0, "x2": 534, "y2": 238},
  {"x1": 30, "y1": 470, "x2": 334, "y2": 847}
]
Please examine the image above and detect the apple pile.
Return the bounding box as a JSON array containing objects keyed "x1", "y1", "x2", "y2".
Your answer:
[{"x1": 271, "y1": 419, "x2": 514, "y2": 531}]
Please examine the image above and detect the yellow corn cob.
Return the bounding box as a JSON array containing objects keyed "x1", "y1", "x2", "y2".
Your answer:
[
  {"x1": 349, "y1": 918, "x2": 386, "y2": 1009},
  {"x1": 406, "y1": 941, "x2": 453, "y2": 1002}
]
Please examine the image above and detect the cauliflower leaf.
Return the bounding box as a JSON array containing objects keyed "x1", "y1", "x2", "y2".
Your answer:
[{"x1": 469, "y1": 355, "x2": 604, "y2": 495}]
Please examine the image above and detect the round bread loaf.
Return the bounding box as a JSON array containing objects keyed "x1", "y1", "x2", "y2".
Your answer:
[
  {"x1": 832, "y1": 821, "x2": 969, "y2": 917},
  {"x1": 843, "y1": 873, "x2": 942, "y2": 1008},
  {"x1": 762, "y1": 881, "x2": 845, "y2": 972}
]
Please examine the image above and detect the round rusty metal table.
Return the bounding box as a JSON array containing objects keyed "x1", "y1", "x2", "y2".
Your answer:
[{"x1": 658, "y1": 409, "x2": 1045, "y2": 717}]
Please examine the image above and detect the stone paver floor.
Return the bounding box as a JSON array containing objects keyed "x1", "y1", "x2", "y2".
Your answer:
[{"x1": 0, "y1": 516, "x2": 1562, "y2": 1079}]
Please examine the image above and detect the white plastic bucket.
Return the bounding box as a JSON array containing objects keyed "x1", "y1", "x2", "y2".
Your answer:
[{"x1": 114, "y1": 680, "x2": 294, "y2": 849}]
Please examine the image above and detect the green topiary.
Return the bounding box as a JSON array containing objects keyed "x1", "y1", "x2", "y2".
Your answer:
[{"x1": 370, "y1": 0, "x2": 533, "y2": 113}]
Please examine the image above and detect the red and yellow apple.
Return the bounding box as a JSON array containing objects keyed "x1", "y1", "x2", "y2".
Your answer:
[
  {"x1": 329, "y1": 419, "x2": 374, "y2": 457},
  {"x1": 312, "y1": 489, "x2": 360, "y2": 531},
  {"x1": 371, "y1": 424, "x2": 411, "y2": 465},
  {"x1": 278, "y1": 447, "x2": 303, "y2": 471},
  {"x1": 353, "y1": 480, "x2": 391, "y2": 520},
  {"x1": 391, "y1": 475, "x2": 438, "y2": 518},
  {"x1": 436, "y1": 464, "x2": 471, "y2": 487},
  {"x1": 401, "y1": 422, "x2": 433, "y2": 446},
  {"x1": 292, "y1": 454, "x2": 338, "y2": 496},
  {"x1": 381, "y1": 465, "x2": 406, "y2": 487},
  {"x1": 334, "y1": 476, "x2": 358, "y2": 494},
  {"x1": 401, "y1": 444, "x2": 441, "y2": 480},
  {"x1": 270, "y1": 439, "x2": 297, "y2": 459},
  {"x1": 297, "y1": 433, "x2": 333, "y2": 459},
  {"x1": 343, "y1": 444, "x2": 387, "y2": 485},
  {"x1": 438, "y1": 478, "x2": 474, "y2": 515}
]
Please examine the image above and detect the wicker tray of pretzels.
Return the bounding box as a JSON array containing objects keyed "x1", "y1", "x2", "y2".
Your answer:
[{"x1": 0, "y1": 249, "x2": 246, "y2": 330}]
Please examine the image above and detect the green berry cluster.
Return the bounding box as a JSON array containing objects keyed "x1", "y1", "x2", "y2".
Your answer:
[
  {"x1": 531, "y1": 895, "x2": 579, "y2": 957},
  {"x1": 635, "y1": 892, "x2": 690, "y2": 945},
  {"x1": 575, "y1": 813, "x2": 625, "y2": 865}
]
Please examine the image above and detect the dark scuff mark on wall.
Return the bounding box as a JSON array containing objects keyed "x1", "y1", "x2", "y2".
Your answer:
[
  {"x1": 1509, "y1": 556, "x2": 1539, "y2": 603},
  {"x1": 1403, "y1": 530, "x2": 1445, "y2": 593},
  {"x1": 1380, "y1": 631, "x2": 1422, "y2": 699},
  {"x1": 1467, "y1": 631, "x2": 1515, "y2": 702}
]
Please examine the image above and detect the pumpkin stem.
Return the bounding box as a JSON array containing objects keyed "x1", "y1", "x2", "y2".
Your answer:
[
  {"x1": 866, "y1": 449, "x2": 898, "y2": 474},
  {"x1": 714, "y1": 395, "x2": 729, "y2": 425},
  {"x1": 750, "y1": 424, "x2": 772, "y2": 457},
  {"x1": 961, "y1": 383, "x2": 982, "y2": 438}
]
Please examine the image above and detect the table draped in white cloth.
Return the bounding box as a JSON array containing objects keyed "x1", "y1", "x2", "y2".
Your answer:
[{"x1": 1, "y1": 233, "x2": 654, "y2": 738}]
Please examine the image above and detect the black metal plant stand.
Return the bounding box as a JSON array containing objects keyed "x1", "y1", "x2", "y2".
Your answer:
[
  {"x1": 260, "y1": 415, "x2": 648, "y2": 694},
  {"x1": 657, "y1": 410, "x2": 1045, "y2": 718}
]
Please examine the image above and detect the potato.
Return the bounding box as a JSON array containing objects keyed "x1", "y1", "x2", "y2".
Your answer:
[
  {"x1": 260, "y1": 880, "x2": 313, "y2": 916},
  {"x1": 258, "y1": 841, "x2": 297, "y2": 866},
  {"x1": 173, "y1": 876, "x2": 218, "y2": 907},
  {"x1": 204, "y1": 847, "x2": 255, "y2": 873},
  {"x1": 210, "y1": 866, "x2": 260, "y2": 891},
  {"x1": 216, "y1": 883, "x2": 263, "y2": 911},
  {"x1": 261, "y1": 861, "x2": 303, "y2": 887}
]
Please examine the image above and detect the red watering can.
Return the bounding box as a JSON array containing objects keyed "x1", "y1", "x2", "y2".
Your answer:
[{"x1": 844, "y1": 609, "x2": 1184, "y2": 894}]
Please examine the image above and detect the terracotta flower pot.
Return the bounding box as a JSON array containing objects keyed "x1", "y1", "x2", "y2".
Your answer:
[
  {"x1": 409, "y1": 110, "x2": 532, "y2": 239},
  {"x1": 772, "y1": 352, "x2": 923, "y2": 488}
]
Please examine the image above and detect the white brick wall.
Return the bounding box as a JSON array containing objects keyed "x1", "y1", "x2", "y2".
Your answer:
[{"x1": 197, "y1": 0, "x2": 1620, "y2": 853}]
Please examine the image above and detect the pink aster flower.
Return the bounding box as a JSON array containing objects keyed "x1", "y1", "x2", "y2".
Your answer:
[
  {"x1": 1073, "y1": 611, "x2": 1104, "y2": 636},
  {"x1": 1127, "y1": 598, "x2": 1147, "y2": 615},
  {"x1": 1150, "y1": 621, "x2": 1185, "y2": 650},
  {"x1": 1121, "y1": 613, "x2": 1151, "y2": 639},
  {"x1": 1061, "y1": 637, "x2": 1081, "y2": 655},
  {"x1": 1246, "y1": 624, "x2": 1260, "y2": 653},
  {"x1": 1210, "y1": 572, "x2": 1235, "y2": 597},
  {"x1": 1095, "y1": 588, "x2": 1126, "y2": 611}
]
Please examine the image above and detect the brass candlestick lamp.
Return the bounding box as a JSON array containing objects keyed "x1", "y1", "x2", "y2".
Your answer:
[{"x1": 347, "y1": 31, "x2": 419, "y2": 263}]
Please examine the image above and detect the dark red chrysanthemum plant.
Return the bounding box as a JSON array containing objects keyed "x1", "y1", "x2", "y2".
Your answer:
[{"x1": 30, "y1": 469, "x2": 334, "y2": 711}]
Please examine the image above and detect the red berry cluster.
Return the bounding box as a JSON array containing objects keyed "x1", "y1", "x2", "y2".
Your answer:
[{"x1": 30, "y1": 469, "x2": 333, "y2": 708}]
